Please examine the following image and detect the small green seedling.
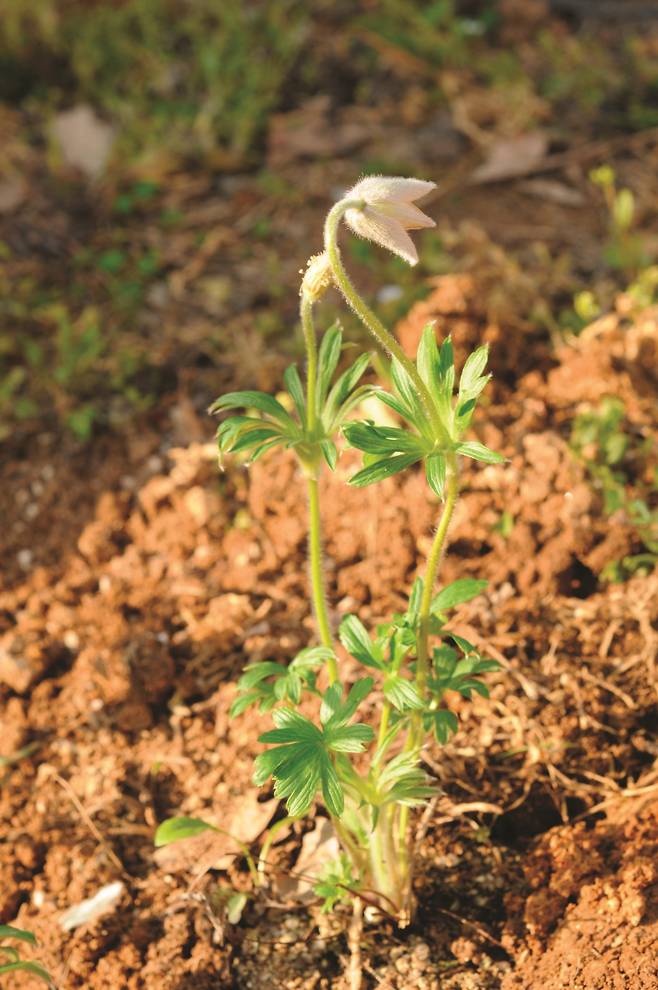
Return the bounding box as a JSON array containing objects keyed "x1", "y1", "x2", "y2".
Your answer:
[
  {"x1": 590, "y1": 165, "x2": 649, "y2": 275},
  {"x1": 158, "y1": 175, "x2": 501, "y2": 927},
  {"x1": 571, "y1": 397, "x2": 658, "y2": 580},
  {"x1": 0, "y1": 925, "x2": 53, "y2": 986}
]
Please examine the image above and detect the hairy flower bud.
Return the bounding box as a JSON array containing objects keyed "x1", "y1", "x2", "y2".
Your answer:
[
  {"x1": 342, "y1": 175, "x2": 436, "y2": 266},
  {"x1": 300, "y1": 252, "x2": 333, "y2": 302}
]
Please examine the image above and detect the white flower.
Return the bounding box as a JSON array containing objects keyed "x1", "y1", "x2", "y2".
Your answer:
[{"x1": 342, "y1": 175, "x2": 436, "y2": 266}]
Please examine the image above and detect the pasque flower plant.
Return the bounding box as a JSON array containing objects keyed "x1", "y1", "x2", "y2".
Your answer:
[{"x1": 156, "y1": 175, "x2": 501, "y2": 931}]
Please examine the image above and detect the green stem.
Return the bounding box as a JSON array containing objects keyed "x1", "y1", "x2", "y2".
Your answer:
[
  {"x1": 413, "y1": 453, "x2": 460, "y2": 726},
  {"x1": 377, "y1": 700, "x2": 391, "y2": 751},
  {"x1": 399, "y1": 452, "x2": 459, "y2": 845},
  {"x1": 300, "y1": 295, "x2": 318, "y2": 433},
  {"x1": 300, "y1": 297, "x2": 337, "y2": 679},
  {"x1": 307, "y1": 474, "x2": 337, "y2": 681},
  {"x1": 324, "y1": 200, "x2": 446, "y2": 442}
]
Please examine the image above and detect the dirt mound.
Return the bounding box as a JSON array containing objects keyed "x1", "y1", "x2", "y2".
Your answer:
[
  {"x1": 1, "y1": 292, "x2": 657, "y2": 988},
  {"x1": 503, "y1": 800, "x2": 658, "y2": 990}
]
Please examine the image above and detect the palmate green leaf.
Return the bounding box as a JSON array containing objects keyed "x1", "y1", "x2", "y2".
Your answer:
[
  {"x1": 368, "y1": 754, "x2": 436, "y2": 822},
  {"x1": 456, "y1": 441, "x2": 504, "y2": 464},
  {"x1": 426, "y1": 709, "x2": 459, "y2": 744},
  {"x1": 237, "y1": 661, "x2": 287, "y2": 690},
  {"x1": 260, "y1": 707, "x2": 321, "y2": 744},
  {"x1": 377, "y1": 753, "x2": 435, "y2": 798},
  {"x1": 217, "y1": 414, "x2": 273, "y2": 448},
  {"x1": 430, "y1": 642, "x2": 499, "y2": 700},
  {"x1": 231, "y1": 647, "x2": 332, "y2": 717},
  {"x1": 325, "y1": 723, "x2": 375, "y2": 752},
  {"x1": 313, "y1": 854, "x2": 356, "y2": 913},
  {"x1": 383, "y1": 674, "x2": 424, "y2": 712},
  {"x1": 230, "y1": 686, "x2": 276, "y2": 717},
  {"x1": 255, "y1": 686, "x2": 374, "y2": 817},
  {"x1": 210, "y1": 391, "x2": 294, "y2": 427},
  {"x1": 431, "y1": 578, "x2": 488, "y2": 613},
  {"x1": 343, "y1": 422, "x2": 428, "y2": 457},
  {"x1": 348, "y1": 452, "x2": 422, "y2": 488},
  {"x1": 290, "y1": 645, "x2": 335, "y2": 672},
  {"x1": 229, "y1": 426, "x2": 283, "y2": 454},
  {"x1": 320, "y1": 678, "x2": 374, "y2": 728},
  {"x1": 216, "y1": 414, "x2": 291, "y2": 464},
  {"x1": 339, "y1": 615, "x2": 384, "y2": 669}
]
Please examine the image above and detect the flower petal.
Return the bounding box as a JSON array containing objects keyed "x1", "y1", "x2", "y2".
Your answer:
[
  {"x1": 345, "y1": 206, "x2": 419, "y2": 265},
  {"x1": 345, "y1": 175, "x2": 436, "y2": 206},
  {"x1": 378, "y1": 200, "x2": 435, "y2": 230}
]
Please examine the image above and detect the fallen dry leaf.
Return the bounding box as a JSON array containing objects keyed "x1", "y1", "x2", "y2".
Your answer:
[
  {"x1": 51, "y1": 104, "x2": 115, "y2": 180},
  {"x1": 471, "y1": 133, "x2": 548, "y2": 184},
  {"x1": 154, "y1": 793, "x2": 278, "y2": 881},
  {"x1": 268, "y1": 96, "x2": 369, "y2": 167},
  {"x1": 0, "y1": 177, "x2": 26, "y2": 214},
  {"x1": 276, "y1": 818, "x2": 340, "y2": 901},
  {"x1": 519, "y1": 178, "x2": 585, "y2": 207}
]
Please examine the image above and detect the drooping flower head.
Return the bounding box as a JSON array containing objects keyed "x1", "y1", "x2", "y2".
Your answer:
[{"x1": 342, "y1": 175, "x2": 436, "y2": 266}]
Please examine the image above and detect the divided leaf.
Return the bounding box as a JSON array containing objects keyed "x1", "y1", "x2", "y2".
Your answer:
[
  {"x1": 343, "y1": 422, "x2": 428, "y2": 457},
  {"x1": 383, "y1": 674, "x2": 424, "y2": 712},
  {"x1": 426, "y1": 709, "x2": 459, "y2": 744},
  {"x1": 254, "y1": 683, "x2": 374, "y2": 818},
  {"x1": 209, "y1": 391, "x2": 293, "y2": 427},
  {"x1": 339, "y1": 616, "x2": 384, "y2": 669}
]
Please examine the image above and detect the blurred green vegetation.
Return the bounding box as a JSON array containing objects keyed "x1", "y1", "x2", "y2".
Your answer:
[
  {"x1": 1, "y1": 0, "x2": 658, "y2": 444},
  {"x1": 571, "y1": 398, "x2": 658, "y2": 582}
]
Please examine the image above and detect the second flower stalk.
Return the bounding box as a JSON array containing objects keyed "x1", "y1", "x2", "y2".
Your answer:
[{"x1": 298, "y1": 177, "x2": 463, "y2": 917}]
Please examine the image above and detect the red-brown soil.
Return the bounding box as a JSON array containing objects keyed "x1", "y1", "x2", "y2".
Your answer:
[{"x1": 1, "y1": 288, "x2": 657, "y2": 988}]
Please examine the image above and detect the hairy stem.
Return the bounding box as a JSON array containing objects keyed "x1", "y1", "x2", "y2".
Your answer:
[
  {"x1": 413, "y1": 453, "x2": 460, "y2": 727},
  {"x1": 324, "y1": 200, "x2": 447, "y2": 442},
  {"x1": 398, "y1": 452, "x2": 459, "y2": 848},
  {"x1": 300, "y1": 297, "x2": 337, "y2": 679},
  {"x1": 377, "y1": 700, "x2": 391, "y2": 751},
  {"x1": 300, "y1": 295, "x2": 318, "y2": 432},
  {"x1": 307, "y1": 475, "x2": 336, "y2": 678}
]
